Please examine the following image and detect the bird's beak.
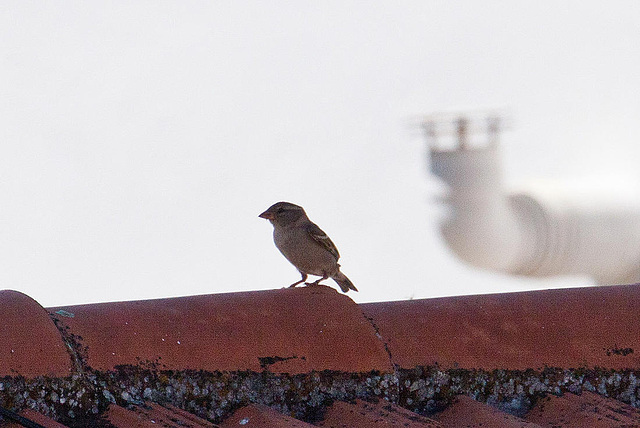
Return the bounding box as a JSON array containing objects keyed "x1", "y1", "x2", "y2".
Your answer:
[{"x1": 259, "y1": 210, "x2": 274, "y2": 220}]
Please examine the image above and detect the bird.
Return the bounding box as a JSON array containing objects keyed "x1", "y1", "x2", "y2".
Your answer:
[{"x1": 259, "y1": 201, "x2": 358, "y2": 293}]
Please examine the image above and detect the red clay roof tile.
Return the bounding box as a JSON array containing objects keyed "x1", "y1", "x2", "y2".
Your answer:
[
  {"x1": 104, "y1": 404, "x2": 158, "y2": 427},
  {"x1": 362, "y1": 284, "x2": 640, "y2": 369},
  {"x1": 218, "y1": 404, "x2": 315, "y2": 428},
  {"x1": 524, "y1": 391, "x2": 640, "y2": 427},
  {"x1": 317, "y1": 399, "x2": 442, "y2": 427},
  {"x1": 163, "y1": 403, "x2": 219, "y2": 427},
  {"x1": 49, "y1": 286, "x2": 392, "y2": 373},
  {"x1": 0, "y1": 409, "x2": 68, "y2": 428},
  {"x1": 0, "y1": 290, "x2": 71, "y2": 378},
  {"x1": 105, "y1": 402, "x2": 218, "y2": 427},
  {"x1": 3, "y1": 284, "x2": 640, "y2": 427},
  {"x1": 435, "y1": 395, "x2": 543, "y2": 428}
]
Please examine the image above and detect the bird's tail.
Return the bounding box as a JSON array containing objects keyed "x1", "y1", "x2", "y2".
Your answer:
[{"x1": 332, "y1": 270, "x2": 358, "y2": 293}]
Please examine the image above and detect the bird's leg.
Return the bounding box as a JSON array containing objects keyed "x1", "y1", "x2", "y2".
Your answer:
[
  {"x1": 306, "y1": 274, "x2": 328, "y2": 286},
  {"x1": 289, "y1": 272, "x2": 307, "y2": 288}
]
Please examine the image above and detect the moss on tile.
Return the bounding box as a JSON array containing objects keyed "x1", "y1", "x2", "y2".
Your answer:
[{"x1": 3, "y1": 365, "x2": 640, "y2": 426}]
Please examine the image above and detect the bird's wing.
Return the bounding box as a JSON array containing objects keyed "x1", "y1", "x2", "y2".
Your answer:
[{"x1": 305, "y1": 222, "x2": 340, "y2": 260}]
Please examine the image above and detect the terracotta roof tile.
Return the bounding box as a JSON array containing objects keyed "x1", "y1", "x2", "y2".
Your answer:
[
  {"x1": 49, "y1": 286, "x2": 392, "y2": 373},
  {"x1": 362, "y1": 284, "x2": 640, "y2": 369},
  {"x1": 163, "y1": 403, "x2": 219, "y2": 427},
  {"x1": 524, "y1": 391, "x2": 640, "y2": 427},
  {"x1": 317, "y1": 399, "x2": 442, "y2": 427},
  {"x1": 0, "y1": 290, "x2": 70, "y2": 378},
  {"x1": 0, "y1": 409, "x2": 67, "y2": 428},
  {"x1": 435, "y1": 395, "x2": 542, "y2": 428},
  {"x1": 218, "y1": 404, "x2": 314, "y2": 428},
  {"x1": 105, "y1": 402, "x2": 218, "y2": 427},
  {"x1": 2, "y1": 284, "x2": 640, "y2": 427}
]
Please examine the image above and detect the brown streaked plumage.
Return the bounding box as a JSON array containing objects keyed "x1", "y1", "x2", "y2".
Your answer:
[{"x1": 259, "y1": 202, "x2": 358, "y2": 293}]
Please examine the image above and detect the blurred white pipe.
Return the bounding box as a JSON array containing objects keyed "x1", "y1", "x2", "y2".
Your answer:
[{"x1": 430, "y1": 144, "x2": 640, "y2": 284}]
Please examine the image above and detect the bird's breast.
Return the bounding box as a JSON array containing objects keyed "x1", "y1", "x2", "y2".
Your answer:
[{"x1": 273, "y1": 227, "x2": 337, "y2": 276}]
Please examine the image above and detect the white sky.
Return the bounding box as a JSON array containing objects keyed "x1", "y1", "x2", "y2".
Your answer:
[{"x1": 1, "y1": 1, "x2": 639, "y2": 307}]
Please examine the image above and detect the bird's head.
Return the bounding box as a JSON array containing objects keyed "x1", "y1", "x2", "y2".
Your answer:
[{"x1": 259, "y1": 202, "x2": 306, "y2": 226}]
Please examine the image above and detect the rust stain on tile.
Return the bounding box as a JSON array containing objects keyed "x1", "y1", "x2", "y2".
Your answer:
[
  {"x1": 48, "y1": 286, "x2": 392, "y2": 373},
  {"x1": 362, "y1": 284, "x2": 640, "y2": 370},
  {"x1": 0, "y1": 290, "x2": 71, "y2": 378}
]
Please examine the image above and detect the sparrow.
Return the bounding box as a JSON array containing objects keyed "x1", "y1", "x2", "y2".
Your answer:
[{"x1": 259, "y1": 202, "x2": 358, "y2": 293}]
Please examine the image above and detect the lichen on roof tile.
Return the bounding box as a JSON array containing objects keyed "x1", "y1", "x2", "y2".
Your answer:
[{"x1": 3, "y1": 284, "x2": 640, "y2": 426}]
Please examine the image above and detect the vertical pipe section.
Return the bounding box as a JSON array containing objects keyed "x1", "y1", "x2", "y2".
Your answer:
[
  {"x1": 431, "y1": 146, "x2": 525, "y2": 273},
  {"x1": 431, "y1": 145, "x2": 640, "y2": 284}
]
